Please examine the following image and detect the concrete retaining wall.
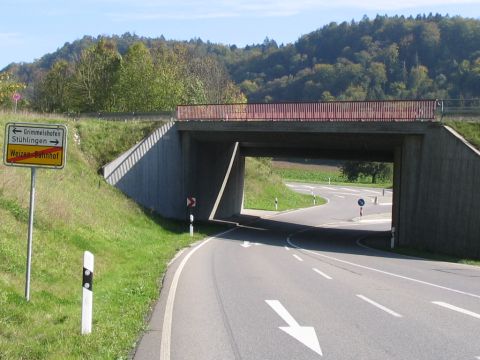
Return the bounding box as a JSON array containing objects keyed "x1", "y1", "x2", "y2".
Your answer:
[
  {"x1": 103, "y1": 122, "x2": 185, "y2": 219},
  {"x1": 399, "y1": 125, "x2": 480, "y2": 258}
]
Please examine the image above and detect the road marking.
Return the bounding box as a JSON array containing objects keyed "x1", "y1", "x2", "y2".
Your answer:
[
  {"x1": 287, "y1": 237, "x2": 480, "y2": 300},
  {"x1": 364, "y1": 189, "x2": 381, "y2": 194},
  {"x1": 293, "y1": 254, "x2": 303, "y2": 262},
  {"x1": 379, "y1": 202, "x2": 393, "y2": 206},
  {"x1": 432, "y1": 301, "x2": 480, "y2": 320},
  {"x1": 321, "y1": 186, "x2": 336, "y2": 190},
  {"x1": 160, "y1": 228, "x2": 236, "y2": 360},
  {"x1": 285, "y1": 246, "x2": 290, "y2": 251},
  {"x1": 334, "y1": 195, "x2": 345, "y2": 199},
  {"x1": 341, "y1": 187, "x2": 359, "y2": 192},
  {"x1": 266, "y1": 300, "x2": 323, "y2": 356},
  {"x1": 357, "y1": 295, "x2": 403, "y2": 318},
  {"x1": 313, "y1": 268, "x2": 332, "y2": 280}
]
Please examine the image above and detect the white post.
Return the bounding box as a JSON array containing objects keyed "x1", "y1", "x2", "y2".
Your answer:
[
  {"x1": 82, "y1": 251, "x2": 94, "y2": 335},
  {"x1": 189, "y1": 214, "x2": 194, "y2": 237},
  {"x1": 25, "y1": 167, "x2": 36, "y2": 301},
  {"x1": 328, "y1": 177, "x2": 331, "y2": 185},
  {"x1": 275, "y1": 197, "x2": 278, "y2": 211},
  {"x1": 390, "y1": 227, "x2": 395, "y2": 249}
]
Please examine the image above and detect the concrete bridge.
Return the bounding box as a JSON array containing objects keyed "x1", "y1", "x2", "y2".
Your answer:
[{"x1": 103, "y1": 100, "x2": 480, "y2": 258}]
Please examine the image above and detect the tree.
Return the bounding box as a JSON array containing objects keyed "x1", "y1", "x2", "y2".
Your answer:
[
  {"x1": 0, "y1": 72, "x2": 25, "y2": 108},
  {"x1": 115, "y1": 42, "x2": 155, "y2": 112},
  {"x1": 69, "y1": 39, "x2": 121, "y2": 112},
  {"x1": 341, "y1": 161, "x2": 392, "y2": 184},
  {"x1": 34, "y1": 60, "x2": 73, "y2": 112}
]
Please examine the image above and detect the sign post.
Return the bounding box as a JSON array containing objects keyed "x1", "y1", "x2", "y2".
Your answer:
[
  {"x1": 3, "y1": 122, "x2": 67, "y2": 301},
  {"x1": 12, "y1": 93, "x2": 21, "y2": 113},
  {"x1": 187, "y1": 197, "x2": 196, "y2": 236},
  {"x1": 357, "y1": 198, "x2": 365, "y2": 217}
]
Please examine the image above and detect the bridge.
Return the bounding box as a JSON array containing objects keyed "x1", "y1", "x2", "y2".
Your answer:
[{"x1": 103, "y1": 100, "x2": 480, "y2": 258}]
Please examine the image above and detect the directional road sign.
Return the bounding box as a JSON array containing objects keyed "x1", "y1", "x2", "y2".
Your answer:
[
  {"x1": 187, "y1": 197, "x2": 196, "y2": 208},
  {"x1": 358, "y1": 198, "x2": 365, "y2": 207},
  {"x1": 3, "y1": 123, "x2": 67, "y2": 168}
]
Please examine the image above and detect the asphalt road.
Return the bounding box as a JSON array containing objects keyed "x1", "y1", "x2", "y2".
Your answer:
[{"x1": 134, "y1": 184, "x2": 480, "y2": 360}]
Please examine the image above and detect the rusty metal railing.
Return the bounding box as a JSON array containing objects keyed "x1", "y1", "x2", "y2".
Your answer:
[{"x1": 177, "y1": 100, "x2": 439, "y2": 122}]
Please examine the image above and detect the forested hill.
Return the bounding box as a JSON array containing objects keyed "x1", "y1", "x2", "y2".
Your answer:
[
  {"x1": 229, "y1": 14, "x2": 480, "y2": 102},
  {"x1": 3, "y1": 14, "x2": 480, "y2": 112}
]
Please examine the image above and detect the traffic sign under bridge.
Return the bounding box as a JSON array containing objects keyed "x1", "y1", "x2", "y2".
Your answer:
[{"x1": 3, "y1": 123, "x2": 67, "y2": 168}]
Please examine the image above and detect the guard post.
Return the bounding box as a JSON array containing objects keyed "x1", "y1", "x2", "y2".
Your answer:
[{"x1": 82, "y1": 251, "x2": 94, "y2": 335}]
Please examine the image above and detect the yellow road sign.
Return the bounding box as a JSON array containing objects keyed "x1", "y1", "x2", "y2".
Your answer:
[{"x1": 3, "y1": 123, "x2": 67, "y2": 169}]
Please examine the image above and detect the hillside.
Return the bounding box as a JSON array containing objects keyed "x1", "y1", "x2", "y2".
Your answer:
[
  {"x1": 0, "y1": 114, "x2": 220, "y2": 359},
  {"x1": 2, "y1": 14, "x2": 480, "y2": 113}
]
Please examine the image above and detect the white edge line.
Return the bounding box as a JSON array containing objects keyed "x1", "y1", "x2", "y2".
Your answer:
[
  {"x1": 293, "y1": 254, "x2": 304, "y2": 262},
  {"x1": 313, "y1": 268, "x2": 332, "y2": 280},
  {"x1": 285, "y1": 246, "x2": 290, "y2": 251},
  {"x1": 432, "y1": 301, "x2": 480, "y2": 320},
  {"x1": 160, "y1": 227, "x2": 237, "y2": 360},
  {"x1": 357, "y1": 294, "x2": 403, "y2": 318},
  {"x1": 287, "y1": 237, "x2": 480, "y2": 300}
]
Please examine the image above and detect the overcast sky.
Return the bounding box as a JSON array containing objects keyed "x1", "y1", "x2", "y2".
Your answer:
[{"x1": 1, "y1": 0, "x2": 479, "y2": 69}]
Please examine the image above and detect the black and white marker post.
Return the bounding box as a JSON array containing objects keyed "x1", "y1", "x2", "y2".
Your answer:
[
  {"x1": 189, "y1": 213, "x2": 194, "y2": 237},
  {"x1": 275, "y1": 197, "x2": 278, "y2": 211},
  {"x1": 82, "y1": 251, "x2": 94, "y2": 335}
]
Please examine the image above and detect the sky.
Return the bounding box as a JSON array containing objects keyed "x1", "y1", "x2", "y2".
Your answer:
[{"x1": 1, "y1": 0, "x2": 479, "y2": 70}]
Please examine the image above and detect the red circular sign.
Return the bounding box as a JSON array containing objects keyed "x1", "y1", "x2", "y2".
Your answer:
[{"x1": 12, "y1": 93, "x2": 21, "y2": 101}]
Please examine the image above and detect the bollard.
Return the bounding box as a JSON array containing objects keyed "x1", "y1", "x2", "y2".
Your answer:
[
  {"x1": 313, "y1": 194, "x2": 316, "y2": 206},
  {"x1": 374, "y1": 196, "x2": 378, "y2": 205},
  {"x1": 382, "y1": 188, "x2": 385, "y2": 196},
  {"x1": 390, "y1": 227, "x2": 395, "y2": 249},
  {"x1": 82, "y1": 251, "x2": 94, "y2": 335},
  {"x1": 275, "y1": 197, "x2": 278, "y2": 211},
  {"x1": 189, "y1": 214, "x2": 194, "y2": 237},
  {"x1": 328, "y1": 177, "x2": 331, "y2": 185},
  {"x1": 360, "y1": 206, "x2": 363, "y2": 217}
]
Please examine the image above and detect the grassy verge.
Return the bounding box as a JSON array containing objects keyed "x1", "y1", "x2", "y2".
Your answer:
[
  {"x1": 243, "y1": 158, "x2": 326, "y2": 211},
  {"x1": 273, "y1": 167, "x2": 392, "y2": 188},
  {"x1": 444, "y1": 119, "x2": 480, "y2": 150},
  {"x1": 365, "y1": 237, "x2": 480, "y2": 266},
  {"x1": 0, "y1": 113, "x2": 222, "y2": 359}
]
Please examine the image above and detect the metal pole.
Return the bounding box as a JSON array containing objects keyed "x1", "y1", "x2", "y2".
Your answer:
[{"x1": 25, "y1": 167, "x2": 36, "y2": 301}]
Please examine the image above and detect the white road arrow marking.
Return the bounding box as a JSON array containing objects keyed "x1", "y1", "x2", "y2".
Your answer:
[
  {"x1": 241, "y1": 241, "x2": 261, "y2": 248},
  {"x1": 265, "y1": 300, "x2": 323, "y2": 356}
]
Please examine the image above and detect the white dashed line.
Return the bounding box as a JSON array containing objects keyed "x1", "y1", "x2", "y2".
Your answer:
[
  {"x1": 432, "y1": 302, "x2": 480, "y2": 320},
  {"x1": 293, "y1": 254, "x2": 303, "y2": 262},
  {"x1": 284, "y1": 246, "x2": 290, "y2": 251},
  {"x1": 313, "y1": 268, "x2": 332, "y2": 280},
  {"x1": 357, "y1": 294, "x2": 403, "y2": 318}
]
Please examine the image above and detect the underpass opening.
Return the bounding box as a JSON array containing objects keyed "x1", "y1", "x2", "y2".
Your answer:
[{"x1": 240, "y1": 156, "x2": 395, "y2": 248}]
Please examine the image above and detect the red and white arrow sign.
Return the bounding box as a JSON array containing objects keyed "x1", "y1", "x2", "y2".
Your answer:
[{"x1": 186, "y1": 197, "x2": 196, "y2": 208}]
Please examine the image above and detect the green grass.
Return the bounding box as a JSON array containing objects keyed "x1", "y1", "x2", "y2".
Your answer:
[
  {"x1": 444, "y1": 119, "x2": 480, "y2": 150},
  {"x1": 273, "y1": 167, "x2": 392, "y2": 188},
  {"x1": 0, "y1": 113, "x2": 222, "y2": 359},
  {"x1": 76, "y1": 120, "x2": 160, "y2": 168},
  {"x1": 243, "y1": 158, "x2": 326, "y2": 211}
]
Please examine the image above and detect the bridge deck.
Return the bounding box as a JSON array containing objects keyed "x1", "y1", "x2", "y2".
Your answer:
[{"x1": 177, "y1": 100, "x2": 438, "y2": 122}]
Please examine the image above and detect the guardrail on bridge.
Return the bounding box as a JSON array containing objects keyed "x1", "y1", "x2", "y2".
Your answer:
[{"x1": 177, "y1": 100, "x2": 439, "y2": 122}]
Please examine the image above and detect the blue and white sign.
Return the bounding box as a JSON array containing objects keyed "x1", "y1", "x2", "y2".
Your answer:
[{"x1": 358, "y1": 198, "x2": 365, "y2": 207}]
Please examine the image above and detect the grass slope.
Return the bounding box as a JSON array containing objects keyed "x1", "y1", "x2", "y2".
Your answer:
[
  {"x1": 243, "y1": 158, "x2": 325, "y2": 211},
  {"x1": 0, "y1": 113, "x2": 219, "y2": 359},
  {"x1": 444, "y1": 120, "x2": 480, "y2": 150}
]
